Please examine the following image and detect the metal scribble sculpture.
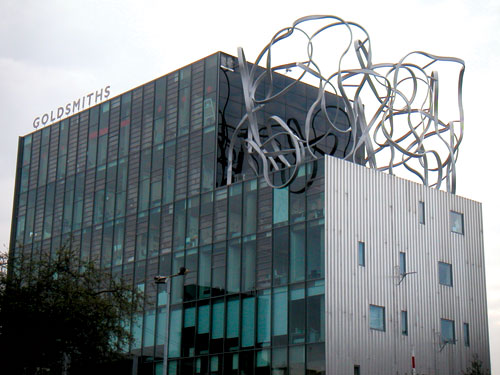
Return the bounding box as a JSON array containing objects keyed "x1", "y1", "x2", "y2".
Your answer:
[{"x1": 227, "y1": 15, "x2": 464, "y2": 192}]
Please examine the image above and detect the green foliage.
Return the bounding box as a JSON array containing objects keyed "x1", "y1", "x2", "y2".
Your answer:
[
  {"x1": 463, "y1": 355, "x2": 490, "y2": 375},
  {"x1": 0, "y1": 246, "x2": 143, "y2": 374}
]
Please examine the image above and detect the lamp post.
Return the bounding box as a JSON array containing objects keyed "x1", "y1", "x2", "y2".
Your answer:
[{"x1": 154, "y1": 267, "x2": 188, "y2": 375}]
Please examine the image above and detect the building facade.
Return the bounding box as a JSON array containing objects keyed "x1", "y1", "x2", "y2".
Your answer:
[{"x1": 10, "y1": 52, "x2": 489, "y2": 374}]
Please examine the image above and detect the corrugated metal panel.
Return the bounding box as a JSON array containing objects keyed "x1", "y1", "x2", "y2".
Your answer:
[{"x1": 324, "y1": 156, "x2": 490, "y2": 375}]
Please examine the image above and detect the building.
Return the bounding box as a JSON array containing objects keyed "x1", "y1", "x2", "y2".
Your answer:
[{"x1": 9, "y1": 52, "x2": 490, "y2": 374}]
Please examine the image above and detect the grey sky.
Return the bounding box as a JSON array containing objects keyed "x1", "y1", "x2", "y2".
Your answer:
[{"x1": 1, "y1": 0, "x2": 499, "y2": 370}]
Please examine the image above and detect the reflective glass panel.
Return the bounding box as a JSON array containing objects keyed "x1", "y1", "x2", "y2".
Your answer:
[{"x1": 369, "y1": 305, "x2": 385, "y2": 331}]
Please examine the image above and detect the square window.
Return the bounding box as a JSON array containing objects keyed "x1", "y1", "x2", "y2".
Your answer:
[
  {"x1": 463, "y1": 323, "x2": 470, "y2": 347},
  {"x1": 401, "y1": 311, "x2": 408, "y2": 336},
  {"x1": 450, "y1": 211, "x2": 464, "y2": 234},
  {"x1": 369, "y1": 305, "x2": 385, "y2": 331},
  {"x1": 399, "y1": 252, "x2": 406, "y2": 275},
  {"x1": 358, "y1": 242, "x2": 365, "y2": 267},
  {"x1": 441, "y1": 319, "x2": 455, "y2": 344},
  {"x1": 418, "y1": 201, "x2": 425, "y2": 224},
  {"x1": 438, "y1": 262, "x2": 453, "y2": 287}
]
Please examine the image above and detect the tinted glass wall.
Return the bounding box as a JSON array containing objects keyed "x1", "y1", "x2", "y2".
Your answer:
[{"x1": 11, "y1": 52, "x2": 326, "y2": 375}]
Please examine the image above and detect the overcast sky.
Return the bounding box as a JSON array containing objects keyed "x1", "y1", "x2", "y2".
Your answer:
[{"x1": 1, "y1": 0, "x2": 499, "y2": 371}]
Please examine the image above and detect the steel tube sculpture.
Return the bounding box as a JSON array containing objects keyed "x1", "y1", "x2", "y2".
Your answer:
[{"x1": 228, "y1": 15, "x2": 464, "y2": 193}]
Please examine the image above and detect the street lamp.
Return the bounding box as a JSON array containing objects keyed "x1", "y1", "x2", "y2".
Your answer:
[{"x1": 154, "y1": 267, "x2": 188, "y2": 375}]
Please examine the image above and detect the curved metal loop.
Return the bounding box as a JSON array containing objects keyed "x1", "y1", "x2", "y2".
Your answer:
[{"x1": 227, "y1": 15, "x2": 464, "y2": 193}]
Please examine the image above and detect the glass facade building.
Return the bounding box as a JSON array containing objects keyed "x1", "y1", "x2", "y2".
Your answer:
[
  {"x1": 10, "y1": 52, "x2": 490, "y2": 375},
  {"x1": 10, "y1": 52, "x2": 359, "y2": 375}
]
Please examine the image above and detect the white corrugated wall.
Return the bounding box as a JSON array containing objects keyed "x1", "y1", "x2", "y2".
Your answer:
[{"x1": 324, "y1": 156, "x2": 490, "y2": 375}]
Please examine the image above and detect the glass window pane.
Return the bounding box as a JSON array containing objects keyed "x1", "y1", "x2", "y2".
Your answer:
[
  {"x1": 168, "y1": 307, "x2": 182, "y2": 357},
  {"x1": 257, "y1": 290, "x2": 271, "y2": 345},
  {"x1": 240, "y1": 350, "x2": 254, "y2": 375},
  {"x1": 307, "y1": 281, "x2": 325, "y2": 343},
  {"x1": 144, "y1": 310, "x2": 155, "y2": 347},
  {"x1": 132, "y1": 314, "x2": 143, "y2": 350},
  {"x1": 256, "y1": 349, "x2": 271, "y2": 373},
  {"x1": 184, "y1": 307, "x2": 196, "y2": 328},
  {"x1": 289, "y1": 284, "x2": 305, "y2": 344},
  {"x1": 201, "y1": 154, "x2": 214, "y2": 192},
  {"x1": 242, "y1": 297, "x2": 255, "y2": 347},
  {"x1": 242, "y1": 236, "x2": 256, "y2": 291},
  {"x1": 227, "y1": 239, "x2": 241, "y2": 293},
  {"x1": 401, "y1": 311, "x2": 408, "y2": 335},
  {"x1": 290, "y1": 178, "x2": 306, "y2": 223},
  {"x1": 273, "y1": 187, "x2": 288, "y2": 225},
  {"x1": 369, "y1": 305, "x2": 385, "y2": 331},
  {"x1": 227, "y1": 298, "x2": 240, "y2": 339},
  {"x1": 273, "y1": 287, "x2": 288, "y2": 346},
  {"x1": 272, "y1": 347, "x2": 287, "y2": 375},
  {"x1": 163, "y1": 155, "x2": 175, "y2": 204},
  {"x1": 438, "y1": 262, "x2": 453, "y2": 286},
  {"x1": 307, "y1": 192, "x2": 324, "y2": 220},
  {"x1": 173, "y1": 200, "x2": 186, "y2": 250},
  {"x1": 212, "y1": 300, "x2": 225, "y2": 339},
  {"x1": 463, "y1": 323, "x2": 470, "y2": 347},
  {"x1": 156, "y1": 307, "x2": 166, "y2": 345},
  {"x1": 306, "y1": 343, "x2": 325, "y2": 375},
  {"x1": 441, "y1": 319, "x2": 455, "y2": 343},
  {"x1": 418, "y1": 201, "x2": 425, "y2": 224},
  {"x1": 243, "y1": 180, "x2": 257, "y2": 235},
  {"x1": 450, "y1": 211, "x2": 464, "y2": 234},
  {"x1": 186, "y1": 197, "x2": 200, "y2": 248},
  {"x1": 273, "y1": 227, "x2": 289, "y2": 286},
  {"x1": 358, "y1": 241, "x2": 365, "y2": 267},
  {"x1": 151, "y1": 180, "x2": 162, "y2": 208},
  {"x1": 307, "y1": 219, "x2": 324, "y2": 279},
  {"x1": 290, "y1": 223, "x2": 305, "y2": 282},
  {"x1": 178, "y1": 86, "x2": 191, "y2": 136},
  {"x1": 168, "y1": 360, "x2": 178, "y2": 375},
  {"x1": 198, "y1": 305, "x2": 210, "y2": 334},
  {"x1": 198, "y1": 245, "x2": 211, "y2": 299},
  {"x1": 289, "y1": 345, "x2": 305, "y2": 375},
  {"x1": 399, "y1": 252, "x2": 406, "y2": 275},
  {"x1": 228, "y1": 184, "x2": 242, "y2": 238}
]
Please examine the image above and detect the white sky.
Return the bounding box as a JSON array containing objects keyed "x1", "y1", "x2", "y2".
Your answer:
[{"x1": 1, "y1": 0, "x2": 499, "y2": 371}]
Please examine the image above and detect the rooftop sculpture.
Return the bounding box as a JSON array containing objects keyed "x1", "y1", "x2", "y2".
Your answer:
[{"x1": 228, "y1": 15, "x2": 464, "y2": 193}]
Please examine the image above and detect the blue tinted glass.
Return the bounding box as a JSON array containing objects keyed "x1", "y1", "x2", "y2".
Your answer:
[
  {"x1": 168, "y1": 307, "x2": 182, "y2": 357},
  {"x1": 290, "y1": 223, "x2": 306, "y2": 282},
  {"x1": 418, "y1": 201, "x2": 425, "y2": 224},
  {"x1": 184, "y1": 307, "x2": 195, "y2": 328},
  {"x1": 227, "y1": 239, "x2": 241, "y2": 293},
  {"x1": 441, "y1": 319, "x2": 455, "y2": 343},
  {"x1": 212, "y1": 300, "x2": 225, "y2": 339},
  {"x1": 242, "y1": 297, "x2": 255, "y2": 347},
  {"x1": 401, "y1": 311, "x2": 408, "y2": 335},
  {"x1": 156, "y1": 307, "x2": 166, "y2": 345},
  {"x1": 144, "y1": 310, "x2": 155, "y2": 347},
  {"x1": 273, "y1": 287, "x2": 288, "y2": 337},
  {"x1": 463, "y1": 323, "x2": 470, "y2": 347},
  {"x1": 132, "y1": 314, "x2": 143, "y2": 350},
  {"x1": 450, "y1": 211, "x2": 464, "y2": 234},
  {"x1": 369, "y1": 305, "x2": 385, "y2": 331},
  {"x1": 257, "y1": 291, "x2": 271, "y2": 344},
  {"x1": 273, "y1": 187, "x2": 289, "y2": 224},
  {"x1": 400, "y1": 252, "x2": 406, "y2": 274},
  {"x1": 198, "y1": 305, "x2": 210, "y2": 334},
  {"x1": 256, "y1": 349, "x2": 270, "y2": 368},
  {"x1": 439, "y1": 262, "x2": 453, "y2": 286},
  {"x1": 227, "y1": 298, "x2": 240, "y2": 338},
  {"x1": 358, "y1": 242, "x2": 365, "y2": 267}
]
